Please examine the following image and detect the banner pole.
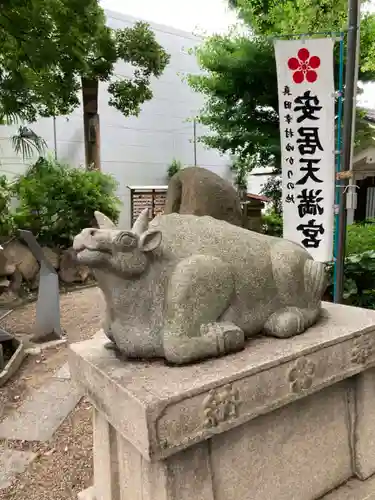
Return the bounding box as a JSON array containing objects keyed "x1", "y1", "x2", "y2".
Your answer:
[
  {"x1": 333, "y1": 35, "x2": 345, "y2": 301},
  {"x1": 334, "y1": 0, "x2": 361, "y2": 303}
]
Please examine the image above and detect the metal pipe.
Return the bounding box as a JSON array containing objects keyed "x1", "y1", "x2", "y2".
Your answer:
[
  {"x1": 334, "y1": 0, "x2": 361, "y2": 303},
  {"x1": 53, "y1": 115, "x2": 57, "y2": 160},
  {"x1": 193, "y1": 119, "x2": 197, "y2": 166},
  {"x1": 332, "y1": 35, "x2": 345, "y2": 301},
  {"x1": 346, "y1": 3, "x2": 361, "y2": 222}
]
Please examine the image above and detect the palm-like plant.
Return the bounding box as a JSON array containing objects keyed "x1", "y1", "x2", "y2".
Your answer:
[
  {"x1": 11, "y1": 125, "x2": 47, "y2": 159},
  {"x1": 0, "y1": 112, "x2": 47, "y2": 160}
]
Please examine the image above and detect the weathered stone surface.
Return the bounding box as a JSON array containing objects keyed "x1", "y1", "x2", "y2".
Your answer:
[
  {"x1": 59, "y1": 247, "x2": 90, "y2": 284},
  {"x1": 0, "y1": 379, "x2": 81, "y2": 441},
  {"x1": 0, "y1": 446, "x2": 36, "y2": 490},
  {"x1": 210, "y1": 383, "x2": 351, "y2": 500},
  {"x1": 73, "y1": 303, "x2": 375, "y2": 500},
  {"x1": 68, "y1": 302, "x2": 375, "y2": 462},
  {"x1": 0, "y1": 278, "x2": 10, "y2": 288},
  {"x1": 164, "y1": 167, "x2": 243, "y2": 226},
  {"x1": 322, "y1": 475, "x2": 375, "y2": 499},
  {"x1": 353, "y1": 366, "x2": 375, "y2": 479},
  {"x1": 0, "y1": 290, "x2": 22, "y2": 306},
  {"x1": 0, "y1": 250, "x2": 15, "y2": 277},
  {"x1": 41, "y1": 246, "x2": 60, "y2": 269},
  {"x1": 53, "y1": 362, "x2": 71, "y2": 380},
  {"x1": 3, "y1": 240, "x2": 39, "y2": 281},
  {"x1": 8, "y1": 268, "x2": 22, "y2": 294},
  {"x1": 77, "y1": 486, "x2": 95, "y2": 500},
  {"x1": 89, "y1": 406, "x2": 215, "y2": 500},
  {"x1": 72, "y1": 208, "x2": 327, "y2": 365},
  {"x1": 0, "y1": 338, "x2": 27, "y2": 388}
]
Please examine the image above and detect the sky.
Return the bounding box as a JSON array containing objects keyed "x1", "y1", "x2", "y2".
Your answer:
[
  {"x1": 100, "y1": 0, "x2": 375, "y2": 107},
  {"x1": 99, "y1": 0, "x2": 238, "y2": 35}
]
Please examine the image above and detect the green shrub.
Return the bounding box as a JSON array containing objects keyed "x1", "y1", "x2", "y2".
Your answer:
[
  {"x1": 167, "y1": 158, "x2": 183, "y2": 179},
  {"x1": 325, "y1": 221, "x2": 375, "y2": 309},
  {"x1": 262, "y1": 216, "x2": 375, "y2": 256},
  {"x1": 326, "y1": 251, "x2": 375, "y2": 309},
  {"x1": 261, "y1": 216, "x2": 375, "y2": 309},
  {"x1": 261, "y1": 210, "x2": 283, "y2": 237},
  {"x1": 12, "y1": 157, "x2": 120, "y2": 248},
  {"x1": 346, "y1": 220, "x2": 375, "y2": 255},
  {"x1": 0, "y1": 175, "x2": 15, "y2": 239}
]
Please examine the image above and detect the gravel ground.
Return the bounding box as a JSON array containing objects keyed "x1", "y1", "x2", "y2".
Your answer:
[
  {"x1": 0, "y1": 287, "x2": 104, "y2": 499},
  {"x1": 2, "y1": 286, "x2": 104, "y2": 344},
  {"x1": 1, "y1": 399, "x2": 93, "y2": 500}
]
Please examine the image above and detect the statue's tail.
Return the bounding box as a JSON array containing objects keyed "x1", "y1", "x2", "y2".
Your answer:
[
  {"x1": 164, "y1": 173, "x2": 182, "y2": 214},
  {"x1": 304, "y1": 259, "x2": 328, "y2": 302}
]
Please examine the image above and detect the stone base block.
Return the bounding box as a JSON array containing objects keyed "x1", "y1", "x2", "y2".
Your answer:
[
  {"x1": 209, "y1": 383, "x2": 351, "y2": 500},
  {"x1": 354, "y1": 366, "x2": 375, "y2": 479},
  {"x1": 69, "y1": 303, "x2": 375, "y2": 500}
]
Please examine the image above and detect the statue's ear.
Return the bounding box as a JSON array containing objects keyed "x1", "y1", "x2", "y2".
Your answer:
[
  {"x1": 139, "y1": 230, "x2": 162, "y2": 253},
  {"x1": 94, "y1": 211, "x2": 116, "y2": 229}
]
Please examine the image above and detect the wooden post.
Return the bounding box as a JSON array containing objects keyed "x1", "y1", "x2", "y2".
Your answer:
[{"x1": 82, "y1": 78, "x2": 101, "y2": 171}]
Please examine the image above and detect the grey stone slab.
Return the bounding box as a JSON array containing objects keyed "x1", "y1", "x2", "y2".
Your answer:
[
  {"x1": 0, "y1": 379, "x2": 81, "y2": 441},
  {"x1": 0, "y1": 447, "x2": 36, "y2": 490},
  {"x1": 53, "y1": 362, "x2": 71, "y2": 380}
]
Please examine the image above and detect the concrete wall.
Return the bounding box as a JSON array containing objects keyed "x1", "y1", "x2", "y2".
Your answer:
[{"x1": 0, "y1": 10, "x2": 231, "y2": 228}]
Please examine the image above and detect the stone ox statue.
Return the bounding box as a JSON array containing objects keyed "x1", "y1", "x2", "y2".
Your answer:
[{"x1": 73, "y1": 209, "x2": 327, "y2": 365}]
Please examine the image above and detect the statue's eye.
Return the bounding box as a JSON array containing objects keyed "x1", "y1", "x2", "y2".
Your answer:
[{"x1": 113, "y1": 232, "x2": 137, "y2": 249}]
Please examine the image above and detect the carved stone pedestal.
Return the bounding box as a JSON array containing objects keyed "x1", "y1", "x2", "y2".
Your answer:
[{"x1": 69, "y1": 303, "x2": 375, "y2": 500}]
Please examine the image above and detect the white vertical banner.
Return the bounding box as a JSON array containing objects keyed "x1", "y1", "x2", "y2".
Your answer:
[{"x1": 274, "y1": 38, "x2": 335, "y2": 262}]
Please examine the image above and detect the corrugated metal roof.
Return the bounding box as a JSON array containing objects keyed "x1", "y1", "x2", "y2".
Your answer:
[{"x1": 247, "y1": 193, "x2": 270, "y2": 202}]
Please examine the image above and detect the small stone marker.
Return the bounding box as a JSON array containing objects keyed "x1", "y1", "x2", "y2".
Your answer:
[{"x1": 19, "y1": 230, "x2": 63, "y2": 342}]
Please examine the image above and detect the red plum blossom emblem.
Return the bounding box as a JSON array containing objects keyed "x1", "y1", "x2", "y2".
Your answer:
[{"x1": 288, "y1": 48, "x2": 320, "y2": 84}]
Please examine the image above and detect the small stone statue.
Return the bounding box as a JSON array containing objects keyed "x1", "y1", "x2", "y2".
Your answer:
[
  {"x1": 73, "y1": 209, "x2": 327, "y2": 365},
  {"x1": 164, "y1": 167, "x2": 243, "y2": 226}
]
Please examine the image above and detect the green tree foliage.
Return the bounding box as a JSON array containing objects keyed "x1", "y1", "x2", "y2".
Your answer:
[
  {"x1": 188, "y1": 35, "x2": 279, "y2": 167},
  {"x1": 167, "y1": 158, "x2": 183, "y2": 179},
  {"x1": 229, "y1": 0, "x2": 375, "y2": 80},
  {"x1": 0, "y1": 1, "x2": 170, "y2": 168},
  {"x1": 189, "y1": 0, "x2": 375, "y2": 186}
]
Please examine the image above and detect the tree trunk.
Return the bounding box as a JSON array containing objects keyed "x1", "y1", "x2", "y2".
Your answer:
[{"x1": 82, "y1": 77, "x2": 101, "y2": 171}]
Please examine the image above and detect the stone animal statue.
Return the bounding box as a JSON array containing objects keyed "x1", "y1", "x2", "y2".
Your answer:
[
  {"x1": 73, "y1": 209, "x2": 327, "y2": 365},
  {"x1": 164, "y1": 167, "x2": 243, "y2": 226}
]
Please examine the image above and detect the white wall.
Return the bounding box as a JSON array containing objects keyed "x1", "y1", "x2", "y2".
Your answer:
[{"x1": 0, "y1": 10, "x2": 230, "y2": 228}]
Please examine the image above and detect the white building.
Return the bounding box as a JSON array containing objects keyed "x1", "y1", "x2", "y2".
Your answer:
[{"x1": 0, "y1": 10, "x2": 232, "y2": 227}]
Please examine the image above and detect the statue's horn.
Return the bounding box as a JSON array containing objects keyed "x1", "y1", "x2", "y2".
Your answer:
[
  {"x1": 94, "y1": 211, "x2": 116, "y2": 230},
  {"x1": 132, "y1": 208, "x2": 149, "y2": 235}
]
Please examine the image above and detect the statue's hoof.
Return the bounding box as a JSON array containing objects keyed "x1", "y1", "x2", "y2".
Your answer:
[
  {"x1": 222, "y1": 325, "x2": 245, "y2": 354},
  {"x1": 201, "y1": 322, "x2": 245, "y2": 355},
  {"x1": 264, "y1": 307, "x2": 305, "y2": 338}
]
